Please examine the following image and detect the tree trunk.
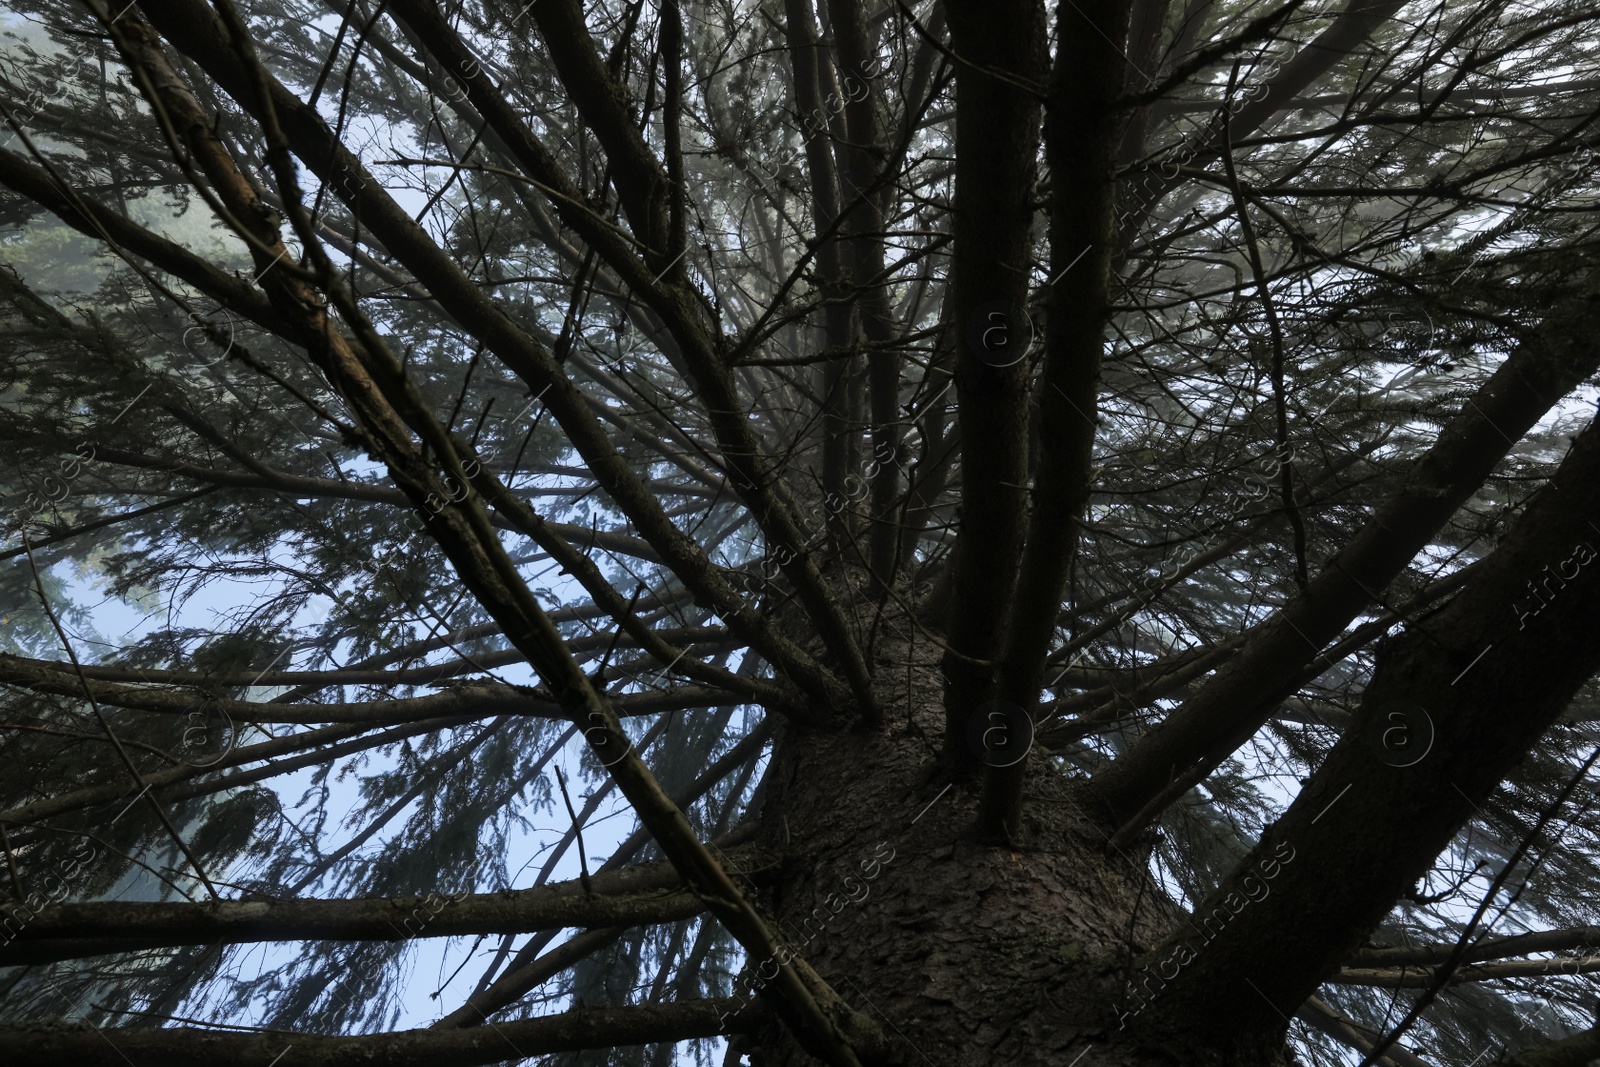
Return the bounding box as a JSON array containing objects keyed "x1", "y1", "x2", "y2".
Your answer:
[{"x1": 739, "y1": 622, "x2": 1292, "y2": 1067}]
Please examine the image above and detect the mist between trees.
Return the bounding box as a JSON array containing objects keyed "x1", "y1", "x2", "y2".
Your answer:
[{"x1": 4, "y1": 1, "x2": 1600, "y2": 1067}]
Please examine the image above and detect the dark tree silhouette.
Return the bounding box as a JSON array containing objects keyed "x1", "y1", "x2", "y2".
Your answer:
[{"x1": 2, "y1": 0, "x2": 1600, "y2": 1065}]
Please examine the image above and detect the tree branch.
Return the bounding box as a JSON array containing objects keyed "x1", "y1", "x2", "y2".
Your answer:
[{"x1": 0, "y1": 998, "x2": 763, "y2": 1067}]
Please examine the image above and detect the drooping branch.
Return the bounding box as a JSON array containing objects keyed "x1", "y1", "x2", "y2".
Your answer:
[
  {"x1": 1294, "y1": 996, "x2": 1437, "y2": 1067},
  {"x1": 1087, "y1": 282, "x2": 1600, "y2": 838},
  {"x1": 101, "y1": 13, "x2": 875, "y2": 1060},
  {"x1": 1329, "y1": 954, "x2": 1600, "y2": 987},
  {"x1": 1117, "y1": 0, "x2": 1410, "y2": 239},
  {"x1": 435, "y1": 721, "x2": 773, "y2": 1027},
  {"x1": 0, "y1": 713, "x2": 480, "y2": 831},
  {"x1": 520, "y1": 0, "x2": 674, "y2": 268},
  {"x1": 131, "y1": 0, "x2": 861, "y2": 715},
  {"x1": 0, "y1": 646, "x2": 630, "y2": 692},
  {"x1": 0, "y1": 146, "x2": 285, "y2": 331},
  {"x1": 373, "y1": 0, "x2": 880, "y2": 721},
  {"x1": 284, "y1": 720, "x2": 575, "y2": 896},
  {"x1": 1344, "y1": 925, "x2": 1600, "y2": 968},
  {"x1": 1501, "y1": 1023, "x2": 1600, "y2": 1067},
  {"x1": 0, "y1": 841, "x2": 775, "y2": 966},
  {"x1": 1133, "y1": 400, "x2": 1600, "y2": 1045},
  {"x1": 80, "y1": 446, "x2": 664, "y2": 562},
  {"x1": 0, "y1": 998, "x2": 763, "y2": 1067},
  {"x1": 0, "y1": 655, "x2": 735, "y2": 725}
]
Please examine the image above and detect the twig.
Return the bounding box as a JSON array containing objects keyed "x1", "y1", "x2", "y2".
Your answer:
[
  {"x1": 1355, "y1": 743, "x2": 1600, "y2": 1067},
  {"x1": 1219, "y1": 104, "x2": 1309, "y2": 591},
  {"x1": 595, "y1": 584, "x2": 647, "y2": 683},
  {"x1": 0, "y1": 822, "x2": 24, "y2": 900},
  {"x1": 21, "y1": 535, "x2": 220, "y2": 901},
  {"x1": 554, "y1": 766, "x2": 594, "y2": 896}
]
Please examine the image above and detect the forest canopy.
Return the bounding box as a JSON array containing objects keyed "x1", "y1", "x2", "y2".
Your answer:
[{"x1": 2, "y1": 1, "x2": 1600, "y2": 1066}]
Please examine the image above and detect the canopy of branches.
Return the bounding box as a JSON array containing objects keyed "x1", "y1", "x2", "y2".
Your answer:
[{"x1": 2, "y1": 1, "x2": 1600, "y2": 1066}]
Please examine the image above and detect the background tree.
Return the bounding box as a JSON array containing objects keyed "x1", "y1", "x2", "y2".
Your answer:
[{"x1": 1, "y1": 0, "x2": 1600, "y2": 1065}]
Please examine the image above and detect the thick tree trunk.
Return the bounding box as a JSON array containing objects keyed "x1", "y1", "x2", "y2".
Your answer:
[{"x1": 739, "y1": 620, "x2": 1293, "y2": 1067}]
